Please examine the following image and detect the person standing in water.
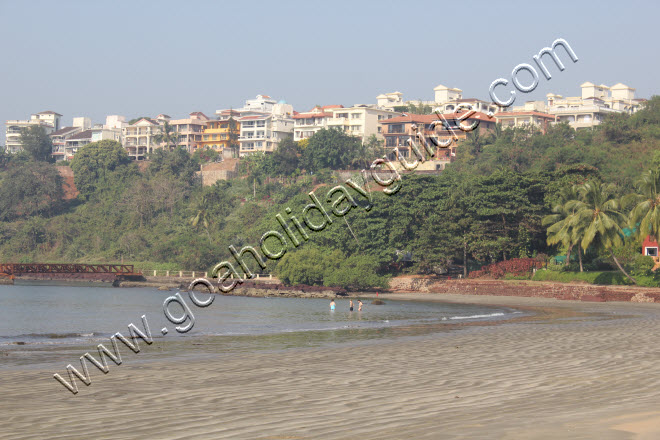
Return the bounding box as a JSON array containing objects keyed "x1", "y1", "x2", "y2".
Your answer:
[
  {"x1": 330, "y1": 299, "x2": 336, "y2": 311},
  {"x1": 358, "y1": 300, "x2": 363, "y2": 311},
  {"x1": 349, "y1": 299, "x2": 354, "y2": 311}
]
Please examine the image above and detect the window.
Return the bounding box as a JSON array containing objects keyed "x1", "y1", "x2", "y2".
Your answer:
[
  {"x1": 336, "y1": 113, "x2": 348, "y2": 119},
  {"x1": 351, "y1": 113, "x2": 361, "y2": 119},
  {"x1": 646, "y1": 247, "x2": 658, "y2": 257},
  {"x1": 256, "y1": 121, "x2": 266, "y2": 127},
  {"x1": 389, "y1": 124, "x2": 405, "y2": 134},
  {"x1": 351, "y1": 125, "x2": 361, "y2": 131},
  {"x1": 378, "y1": 126, "x2": 382, "y2": 133}
]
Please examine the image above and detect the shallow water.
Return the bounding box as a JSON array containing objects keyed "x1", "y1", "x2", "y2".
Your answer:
[{"x1": 0, "y1": 284, "x2": 522, "y2": 368}]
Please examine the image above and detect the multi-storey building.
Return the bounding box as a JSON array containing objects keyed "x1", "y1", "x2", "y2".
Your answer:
[
  {"x1": 216, "y1": 95, "x2": 295, "y2": 156},
  {"x1": 64, "y1": 129, "x2": 93, "y2": 159},
  {"x1": 50, "y1": 127, "x2": 82, "y2": 161},
  {"x1": 238, "y1": 113, "x2": 294, "y2": 155},
  {"x1": 199, "y1": 110, "x2": 240, "y2": 153},
  {"x1": 5, "y1": 111, "x2": 62, "y2": 153},
  {"x1": 379, "y1": 111, "x2": 496, "y2": 170},
  {"x1": 377, "y1": 86, "x2": 498, "y2": 116},
  {"x1": 495, "y1": 108, "x2": 555, "y2": 133},
  {"x1": 325, "y1": 105, "x2": 403, "y2": 143},
  {"x1": 293, "y1": 105, "x2": 343, "y2": 141},
  {"x1": 122, "y1": 117, "x2": 163, "y2": 160},
  {"x1": 546, "y1": 82, "x2": 645, "y2": 129},
  {"x1": 169, "y1": 112, "x2": 210, "y2": 152}
]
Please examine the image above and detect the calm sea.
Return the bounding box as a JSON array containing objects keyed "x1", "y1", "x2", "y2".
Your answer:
[{"x1": 0, "y1": 284, "x2": 522, "y2": 369}]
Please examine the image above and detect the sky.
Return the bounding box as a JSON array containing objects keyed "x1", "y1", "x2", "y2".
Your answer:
[{"x1": 1, "y1": 0, "x2": 658, "y2": 141}]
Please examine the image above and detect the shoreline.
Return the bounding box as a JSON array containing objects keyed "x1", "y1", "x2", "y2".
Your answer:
[{"x1": 11, "y1": 273, "x2": 660, "y2": 303}]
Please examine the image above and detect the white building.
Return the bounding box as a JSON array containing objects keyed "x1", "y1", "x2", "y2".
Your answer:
[
  {"x1": 217, "y1": 95, "x2": 295, "y2": 156},
  {"x1": 122, "y1": 118, "x2": 163, "y2": 160},
  {"x1": 293, "y1": 105, "x2": 343, "y2": 141},
  {"x1": 377, "y1": 85, "x2": 497, "y2": 116},
  {"x1": 5, "y1": 111, "x2": 62, "y2": 153},
  {"x1": 546, "y1": 82, "x2": 645, "y2": 129},
  {"x1": 325, "y1": 105, "x2": 403, "y2": 142}
]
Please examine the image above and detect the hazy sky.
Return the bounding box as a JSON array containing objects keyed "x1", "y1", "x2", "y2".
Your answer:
[{"x1": 1, "y1": 0, "x2": 658, "y2": 141}]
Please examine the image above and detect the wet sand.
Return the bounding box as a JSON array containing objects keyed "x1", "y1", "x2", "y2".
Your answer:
[{"x1": 2, "y1": 293, "x2": 660, "y2": 439}]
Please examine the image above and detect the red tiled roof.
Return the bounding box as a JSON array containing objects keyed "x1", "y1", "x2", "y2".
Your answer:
[
  {"x1": 322, "y1": 105, "x2": 343, "y2": 109},
  {"x1": 189, "y1": 111, "x2": 210, "y2": 119}
]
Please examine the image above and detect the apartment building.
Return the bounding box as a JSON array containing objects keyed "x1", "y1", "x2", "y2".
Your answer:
[
  {"x1": 377, "y1": 85, "x2": 498, "y2": 116},
  {"x1": 169, "y1": 112, "x2": 210, "y2": 152},
  {"x1": 5, "y1": 111, "x2": 62, "y2": 153},
  {"x1": 495, "y1": 110, "x2": 555, "y2": 133},
  {"x1": 64, "y1": 129, "x2": 93, "y2": 159},
  {"x1": 546, "y1": 82, "x2": 645, "y2": 129},
  {"x1": 216, "y1": 95, "x2": 295, "y2": 156},
  {"x1": 293, "y1": 105, "x2": 343, "y2": 141},
  {"x1": 238, "y1": 113, "x2": 293, "y2": 155},
  {"x1": 50, "y1": 127, "x2": 81, "y2": 161},
  {"x1": 325, "y1": 105, "x2": 403, "y2": 143},
  {"x1": 199, "y1": 110, "x2": 240, "y2": 153},
  {"x1": 379, "y1": 111, "x2": 496, "y2": 170},
  {"x1": 122, "y1": 117, "x2": 163, "y2": 160}
]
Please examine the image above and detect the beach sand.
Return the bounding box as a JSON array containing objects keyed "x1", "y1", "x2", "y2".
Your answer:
[{"x1": 3, "y1": 293, "x2": 660, "y2": 439}]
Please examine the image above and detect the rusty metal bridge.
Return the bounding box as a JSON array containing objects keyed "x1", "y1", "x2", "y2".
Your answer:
[{"x1": 0, "y1": 263, "x2": 141, "y2": 282}]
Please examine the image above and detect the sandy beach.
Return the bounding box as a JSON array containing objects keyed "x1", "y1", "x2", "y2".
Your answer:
[{"x1": 3, "y1": 293, "x2": 660, "y2": 439}]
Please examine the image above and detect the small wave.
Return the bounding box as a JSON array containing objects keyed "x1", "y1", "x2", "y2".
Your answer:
[{"x1": 449, "y1": 312, "x2": 505, "y2": 320}]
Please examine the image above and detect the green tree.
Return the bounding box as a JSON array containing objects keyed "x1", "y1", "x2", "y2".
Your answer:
[
  {"x1": 567, "y1": 180, "x2": 635, "y2": 282},
  {"x1": 542, "y1": 185, "x2": 583, "y2": 270},
  {"x1": 270, "y1": 138, "x2": 301, "y2": 176},
  {"x1": 20, "y1": 126, "x2": 54, "y2": 162},
  {"x1": 302, "y1": 128, "x2": 362, "y2": 172},
  {"x1": 70, "y1": 140, "x2": 133, "y2": 199},
  {"x1": 628, "y1": 168, "x2": 660, "y2": 246},
  {"x1": 0, "y1": 162, "x2": 63, "y2": 220},
  {"x1": 324, "y1": 254, "x2": 388, "y2": 290}
]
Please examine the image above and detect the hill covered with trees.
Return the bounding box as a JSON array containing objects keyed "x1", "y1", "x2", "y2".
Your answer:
[{"x1": 1, "y1": 97, "x2": 659, "y2": 289}]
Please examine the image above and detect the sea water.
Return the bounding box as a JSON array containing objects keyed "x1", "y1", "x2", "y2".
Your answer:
[{"x1": 0, "y1": 284, "x2": 522, "y2": 368}]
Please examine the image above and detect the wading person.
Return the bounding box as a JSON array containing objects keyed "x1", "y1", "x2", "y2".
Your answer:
[
  {"x1": 358, "y1": 300, "x2": 363, "y2": 312},
  {"x1": 330, "y1": 299, "x2": 336, "y2": 311},
  {"x1": 349, "y1": 299, "x2": 354, "y2": 312}
]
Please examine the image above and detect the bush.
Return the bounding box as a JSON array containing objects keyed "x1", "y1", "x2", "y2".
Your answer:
[{"x1": 627, "y1": 255, "x2": 655, "y2": 277}]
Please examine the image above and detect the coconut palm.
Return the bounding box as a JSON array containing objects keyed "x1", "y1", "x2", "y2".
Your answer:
[
  {"x1": 153, "y1": 121, "x2": 178, "y2": 152},
  {"x1": 190, "y1": 194, "x2": 212, "y2": 244},
  {"x1": 627, "y1": 168, "x2": 660, "y2": 245},
  {"x1": 542, "y1": 185, "x2": 583, "y2": 270},
  {"x1": 567, "y1": 180, "x2": 635, "y2": 283}
]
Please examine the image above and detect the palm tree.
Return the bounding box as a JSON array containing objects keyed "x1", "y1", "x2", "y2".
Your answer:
[
  {"x1": 567, "y1": 180, "x2": 635, "y2": 283},
  {"x1": 153, "y1": 121, "x2": 178, "y2": 152},
  {"x1": 542, "y1": 185, "x2": 583, "y2": 270},
  {"x1": 627, "y1": 168, "x2": 660, "y2": 246},
  {"x1": 190, "y1": 195, "x2": 212, "y2": 244}
]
